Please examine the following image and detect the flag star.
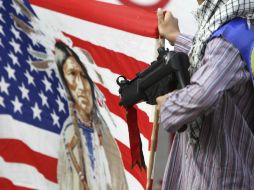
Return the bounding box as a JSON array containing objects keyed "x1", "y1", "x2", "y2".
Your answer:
[
  {"x1": 4, "y1": 64, "x2": 16, "y2": 80},
  {"x1": 0, "y1": 77, "x2": 10, "y2": 95},
  {"x1": 0, "y1": 13, "x2": 4, "y2": 23},
  {"x1": 56, "y1": 96, "x2": 65, "y2": 113},
  {"x1": 10, "y1": 38, "x2": 21, "y2": 54},
  {"x1": 27, "y1": 45, "x2": 34, "y2": 54},
  {"x1": 11, "y1": 1, "x2": 22, "y2": 15},
  {"x1": 19, "y1": 83, "x2": 29, "y2": 100},
  {"x1": 0, "y1": 2, "x2": 5, "y2": 10},
  {"x1": 26, "y1": 56, "x2": 32, "y2": 64},
  {"x1": 11, "y1": 96, "x2": 22, "y2": 114},
  {"x1": 11, "y1": 26, "x2": 21, "y2": 40},
  {"x1": 42, "y1": 76, "x2": 52, "y2": 92},
  {"x1": 51, "y1": 110, "x2": 60, "y2": 127},
  {"x1": 30, "y1": 65, "x2": 37, "y2": 72},
  {"x1": 31, "y1": 102, "x2": 42, "y2": 120},
  {"x1": 0, "y1": 38, "x2": 3, "y2": 47},
  {"x1": 24, "y1": 70, "x2": 35, "y2": 86},
  {"x1": 9, "y1": 52, "x2": 19, "y2": 66},
  {"x1": 0, "y1": 95, "x2": 5, "y2": 107},
  {"x1": 0, "y1": 25, "x2": 4, "y2": 35},
  {"x1": 27, "y1": 57, "x2": 37, "y2": 72},
  {"x1": 39, "y1": 91, "x2": 49, "y2": 107},
  {"x1": 57, "y1": 83, "x2": 67, "y2": 98},
  {"x1": 29, "y1": 33, "x2": 40, "y2": 46},
  {"x1": 45, "y1": 69, "x2": 53, "y2": 79}
]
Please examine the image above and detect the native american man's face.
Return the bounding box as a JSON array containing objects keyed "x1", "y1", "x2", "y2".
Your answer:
[{"x1": 63, "y1": 56, "x2": 93, "y2": 120}]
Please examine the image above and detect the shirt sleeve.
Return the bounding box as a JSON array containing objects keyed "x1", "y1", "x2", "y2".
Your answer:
[
  {"x1": 174, "y1": 33, "x2": 194, "y2": 54},
  {"x1": 160, "y1": 37, "x2": 248, "y2": 132}
]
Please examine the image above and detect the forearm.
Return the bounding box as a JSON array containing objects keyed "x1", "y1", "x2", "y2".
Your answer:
[
  {"x1": 174, "y1": 34, "x2": 193, "y2": 54},
  {"x1": 160, "y1": 82, "x2": 215, "y2": 131},
  {"x1": 160, "y1": 38, "x2": 246, "y2": 132}
]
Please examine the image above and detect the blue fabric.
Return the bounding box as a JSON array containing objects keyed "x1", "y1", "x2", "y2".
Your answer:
[
  {"x1": 78, "y1": 121, "x2": 95, "y2": 170},
  {"x1": 210, "y1": 17, "x2": 254, "y2": 85}
]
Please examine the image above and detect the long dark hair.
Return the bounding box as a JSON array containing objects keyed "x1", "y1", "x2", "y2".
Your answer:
[{"x1": 54, "y1": 41, "x2": 96, "y2": 110}]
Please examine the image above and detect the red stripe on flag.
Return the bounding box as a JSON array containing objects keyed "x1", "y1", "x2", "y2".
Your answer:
[
  {"x1": 0, "y1": 139, "x2": 147, "y2": 188},
  {"x1": 116, "y1": 140, "x2": 147, "y2": 189},
  {"x1": 96, "y1": 83, "x2": 152, "y2": 140},
  {"x1": 64, "y1": 32, "x2": 149, "y2": 79},
  {"x1": 30, "y1": 0, "x2": 159, "y2": 38},
  {"x1": 0, "y1": 139, "x2": 57, "y2": 183},
  {"x1": 0, "y1": 177, "x2": 34, "y2": 190}
]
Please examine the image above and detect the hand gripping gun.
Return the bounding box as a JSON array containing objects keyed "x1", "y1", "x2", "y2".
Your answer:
[{"x1": 116, "y1": 47, "x2": 191, "y2": 108}]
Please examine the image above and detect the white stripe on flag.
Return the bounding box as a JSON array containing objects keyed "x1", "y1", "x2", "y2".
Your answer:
[
  {"x1": 0, "y1": 115, "x2": 59, "y2": 158},
  {"x1": 125, "y1": 170, "x2": 144, "y2": 190},
  {"x1": 98, "y1": 107, "x2": 130, "y2": 147},
  {"x1": 0, "y1": 156, "x2": 58, "y2": 190},
  {"x1": 99, "y1": 105, "x2": 150, "y2": 164},
  {"x1": 31, "y1": 5, "x2": 158, "y2": 64}
]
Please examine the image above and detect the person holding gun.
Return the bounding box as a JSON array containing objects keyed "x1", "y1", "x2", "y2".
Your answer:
[{"x1": 156, "y1": 0, "x2": 254, "y2": 189}]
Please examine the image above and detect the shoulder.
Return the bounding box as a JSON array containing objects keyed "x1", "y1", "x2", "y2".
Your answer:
[
  {"x1": 206, "y1": 37, "x2": 241, "y2": 57},
  {"x1": 207, "y1": 18, "x2": 253, "y2": 58}
]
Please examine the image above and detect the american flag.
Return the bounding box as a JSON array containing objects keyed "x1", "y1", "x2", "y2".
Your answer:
[
  {"x1": 0, "y1": 0, "x2": 70, "y2": 189},
  {"x1": 0, "y1": 0, "x2": 159, "y2": 189}
]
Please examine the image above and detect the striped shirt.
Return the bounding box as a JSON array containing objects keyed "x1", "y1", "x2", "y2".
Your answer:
[{"x1": 160, "y1": 34, "x2": 254, "y2": 190}]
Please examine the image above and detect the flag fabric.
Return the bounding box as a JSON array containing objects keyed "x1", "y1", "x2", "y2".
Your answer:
[
  {"x1": 0, "y1": 1, "x2": 69, "y2": 189},
  {"x1": 0, "y1": 0, "x2": 159, "y2": 189}
]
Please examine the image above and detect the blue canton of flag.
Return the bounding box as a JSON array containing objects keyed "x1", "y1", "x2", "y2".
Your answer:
[{"x1": 0, "y1": 0, "x2": 69, "y2": 134}]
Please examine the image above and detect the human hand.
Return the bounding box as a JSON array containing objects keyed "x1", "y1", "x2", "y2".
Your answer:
[
  {"x1": 157, "y1": 8, "x2": 180, "y2": 45},
  {"x1": 156, "y1": 94, "x2": 168, "y2": 111}
]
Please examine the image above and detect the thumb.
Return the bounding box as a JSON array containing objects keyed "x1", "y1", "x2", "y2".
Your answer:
[{"x1": 157, "y1": 8, "x2": 164, "y2": 24}]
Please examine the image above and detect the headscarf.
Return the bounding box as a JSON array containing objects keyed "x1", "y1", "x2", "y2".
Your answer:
[{"x1": 189, "y1": 0, "x2": 254, "y2": 74}]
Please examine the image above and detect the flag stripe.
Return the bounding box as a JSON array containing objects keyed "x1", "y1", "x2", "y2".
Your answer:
[
  {"x1": 124, "y1": 171, "x2": 144, "y2": 190},
  {"x1": 0, "y1": 118, "x2": 147, "y2": 187},
  {"x1": 0, "y1": 157, "x2": 58, "y2": 190},
  {"x1": 1, "y1": 1, "x2": 159, "y2": 189},
  {"x1": 116, "y1": 140, "x2": 147, "y2": 188},
  {"x1": 96, "y1": 83, "x2": 153, "y2": 140},
  {"x1": 30, "y1": 0, "x2": 159, "y2": 38},
  {"x1": 64, "y1": 32, "x2": 149, "y2": 80},
  {"x1": 0, "y1": 115, "x2": 60, "y2": 158},
  {"x1": 0, "y1": 112, "x2": 149, "y2": 160},
  {"x1": 0, "y1": 177, "x2": 34, "y2": 190},
  {"x1": 100, "y1": 111, "x2": 131, "y2": 147},
  {"x1": 0, "y1": 139, "x2": 57, "y2": 183},
  {"x1": 31, "y1": 5, "x2": 158, "y2": 64},
  {"x1": 0, "y1": 139, "x2": 146, "y2": 188}
]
